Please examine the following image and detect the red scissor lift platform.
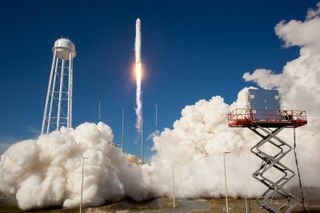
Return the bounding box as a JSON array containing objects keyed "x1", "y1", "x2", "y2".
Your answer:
[
  {"x1": 228, "y1": 89, "x2": 307, "y2": 213},
  {"x1": 228, "y1": 108, "x2": 307, "y2": 128},
  {"x1": 228, "y1": 108, "x2": 307, "y2": 213}
]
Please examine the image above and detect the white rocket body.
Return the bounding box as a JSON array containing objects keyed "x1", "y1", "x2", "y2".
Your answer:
[{"x1": 135, "y1": 18, "x2": 141, "y2": 64}]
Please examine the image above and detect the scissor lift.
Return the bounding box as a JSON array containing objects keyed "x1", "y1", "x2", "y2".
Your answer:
[{"x1": 228, "y1": 89, "x2": 307, "y2": 213}]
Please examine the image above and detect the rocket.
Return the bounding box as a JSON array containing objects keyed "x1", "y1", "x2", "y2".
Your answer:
[
  {"x1": 134, "y1": 18, "x2": 143, "y2": 159},
  {"x1": 135, "y1": 18, "x2": 141, "y2": 64}
]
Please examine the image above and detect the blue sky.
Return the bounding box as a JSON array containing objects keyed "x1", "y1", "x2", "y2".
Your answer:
[{"x1": 0, "y1": 0, "x2": 317, "y2": 157}]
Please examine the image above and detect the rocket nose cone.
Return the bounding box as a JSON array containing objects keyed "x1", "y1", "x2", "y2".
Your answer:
[{"x1": 136, "y1": 18, "x2": 141, "y2": 24}]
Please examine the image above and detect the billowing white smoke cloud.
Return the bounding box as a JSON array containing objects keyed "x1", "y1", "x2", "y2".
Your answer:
[
  {"x1": 1, "y1": 3, "x2": 320, "y2": 211},
  {"x1": 147, "y1": 2, "x2": 320, "y2": 199},
  {"x1": 0, "y1": 122, "x2": 149, "y2": 210},
  {"x1": 243, "y1": 4, "x2": 320, "y2": 131},
  {"x1": 147, "y1": 90, "x2": 319, "y2": 199},
  {"x1": 146, "y1": 93, "x2": 264, "y2": 199},
  {"x1": 242, "y1": 3, "x2": 320, "y2": 190}
]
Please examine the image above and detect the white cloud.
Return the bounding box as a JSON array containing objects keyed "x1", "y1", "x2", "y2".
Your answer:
[
  {"x1": 243, "y1": 68, "x2": 283, "y2": 89},
  {"x1": 244, "y1": 4, "x2": 320, "y2": 131},
  {"x1": 307, "y1": 2, "x2": 320, "y2": 19},
  {"x1": 0, "y1": 134, "x2": 19, "y2": 155},
  {"x1": 275, "y1": 3, "x2": 320, "y2": 48},
  {"x1": 0, "y1": 143, "x2": 13, "y2": 155}
]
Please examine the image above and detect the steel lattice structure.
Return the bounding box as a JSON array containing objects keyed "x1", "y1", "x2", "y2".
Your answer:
[
  {"x1": 41, "y1": 38, "x2": 76, "y2": 135},
  {"x1": 250, "y1": 126, "x2": 299, "y2": 212},
  {"x1": 228, "y1": 89, "x2": 307, "y2": 213}
]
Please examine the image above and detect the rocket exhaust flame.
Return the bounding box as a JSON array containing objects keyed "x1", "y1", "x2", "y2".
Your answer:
[{"x1": 135, "y1": 18, "x2": 142, "y2": 133}]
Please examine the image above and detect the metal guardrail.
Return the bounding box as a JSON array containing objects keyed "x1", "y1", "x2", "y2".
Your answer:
[{"x1": 228, "y1": 109, "x2": 307, "y2": 127}]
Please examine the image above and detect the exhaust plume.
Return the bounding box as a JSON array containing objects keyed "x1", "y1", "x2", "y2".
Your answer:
[
  {"x1": 0, "y1": 122, "x2": 149, "y2": 210},
  {"x1": 135, "y1": 18, "x2": 143, "y2": 133},
  {"x1": 135, "y1": 62, "x2": 142, "y2": 132}
]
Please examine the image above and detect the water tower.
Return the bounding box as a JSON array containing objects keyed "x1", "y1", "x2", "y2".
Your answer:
[{"x1": 41, "y1": 38, "x2": 76, "y2": 135}]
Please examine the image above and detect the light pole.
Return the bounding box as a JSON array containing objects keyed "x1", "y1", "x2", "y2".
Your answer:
[
  {"x1": 155, "y1": 104, "x2": 158, "y2": 128},
  {"x1": 172, "y1": 161, "x2": 176, "y2": 208},
  {"x1": 245, "y1": 194, "x2": 249, "y2": 213},
  {"x1": 140, "y1": 92, "x2": 144, "y2": 162},
  {"x1": 223, "y1": 152, "x2": 230, "y2": 213},
  {"x1": 121, "y1": 109, "x2": 124, "y2": 152},
  {"x1": 98, "y1": 96, "x2": 102, "y2": 121},
  {"x1": 80, "y1": 156, "x2": 88, "y2": 213}
]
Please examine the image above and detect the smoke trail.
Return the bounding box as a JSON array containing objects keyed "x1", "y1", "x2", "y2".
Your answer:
[
  {"x1": 135, "y1": 18, "x2": 142, "y2": 133},
  {"x1": 135, "y1": 63, "x2": 142, "y2": 132}
]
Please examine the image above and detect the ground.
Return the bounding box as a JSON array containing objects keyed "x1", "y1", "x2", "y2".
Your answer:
[{"x1": 1, "y1": 196, "x2": 320, "y2": 213}]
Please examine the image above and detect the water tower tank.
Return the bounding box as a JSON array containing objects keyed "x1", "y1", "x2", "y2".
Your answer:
[{"x1": 53, "y1": 38, "x2": 76, "y2": 60}]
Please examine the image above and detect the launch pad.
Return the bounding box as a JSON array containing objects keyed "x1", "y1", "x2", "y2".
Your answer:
[{"x1": 228, "y1": 89, "x2": 307, "y2": 213}]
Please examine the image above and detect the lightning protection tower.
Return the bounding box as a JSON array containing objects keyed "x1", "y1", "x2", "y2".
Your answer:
[
  {"x1": 228, "y1": 89, "x2": 307, "y2": 213},
  {"x1": 41, "y1": 38, "x2": 76, "y2": 134}
]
